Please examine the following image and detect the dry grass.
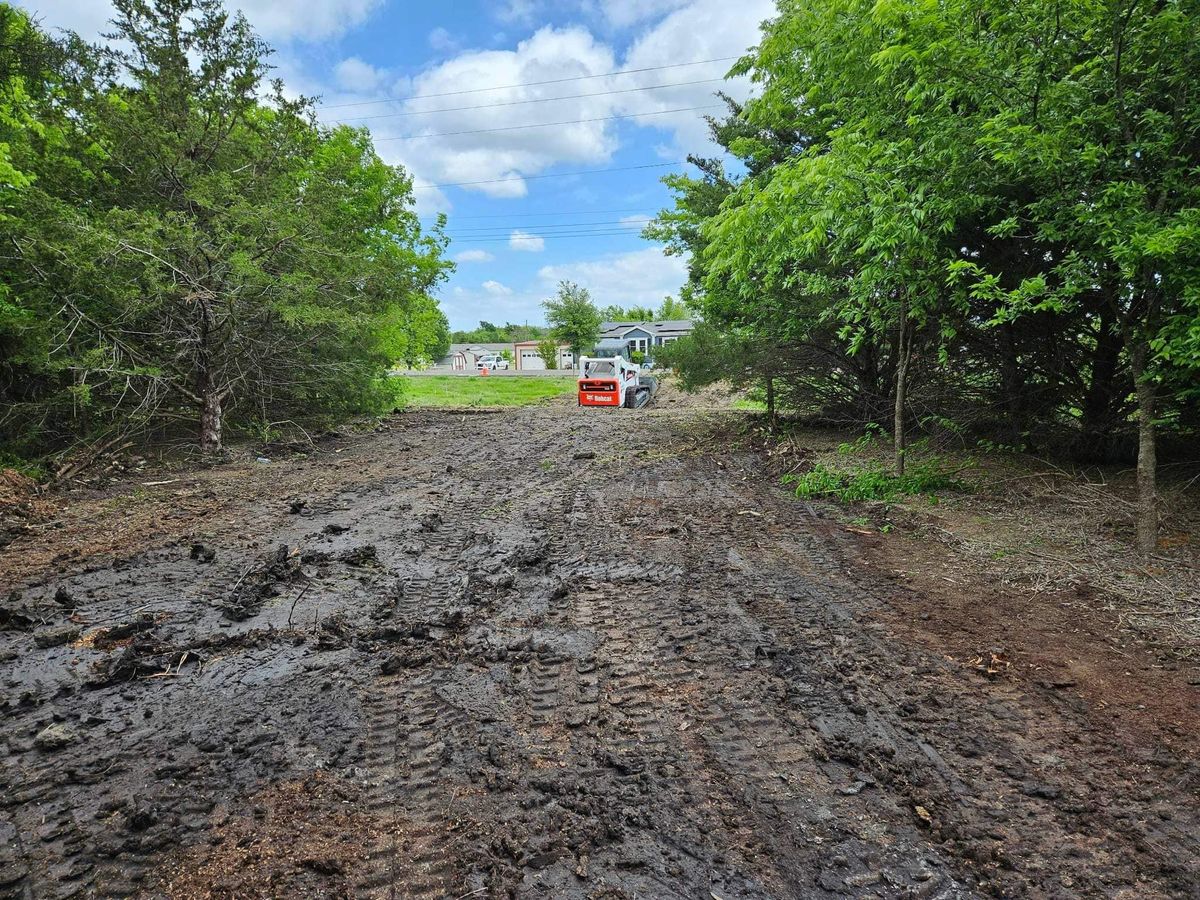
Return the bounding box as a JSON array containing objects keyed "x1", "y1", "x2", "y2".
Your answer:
[{"x1": 689, "y1": 409, "x2": 1200, "y2": 651}]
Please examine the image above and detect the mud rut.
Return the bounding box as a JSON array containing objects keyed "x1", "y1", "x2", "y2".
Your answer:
[{"x1": 3, "y1": 397, "x2": 1199, "y2": 899}]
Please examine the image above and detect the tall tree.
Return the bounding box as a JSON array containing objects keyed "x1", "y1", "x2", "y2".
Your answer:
[
  {"x1": 659, "y1": 0, "x2": 1200, "y2": 552},
  {"x1": 1, "y1": 0, "x2": 450, "y2": 458},
  {"x1": 543, "y1": 281, "x2": 602, "y2": 362}
]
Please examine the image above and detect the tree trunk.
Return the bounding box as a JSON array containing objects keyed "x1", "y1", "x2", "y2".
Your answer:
[
  {"x1": 195, "y1": 292, "x2": 223, "y2": 454},
  {"x1": 1130, "y1": 341, "x2": 1157, "y2": 555},
  {"x1": 765, "y1": 375, "x2": 777, "y2": 433},
  {"x1": 199, "y1": 383, "x2": 223, "y2": 454},
  {"x1": 893, "y1": 308, "x2": 910, "y2": 477}
]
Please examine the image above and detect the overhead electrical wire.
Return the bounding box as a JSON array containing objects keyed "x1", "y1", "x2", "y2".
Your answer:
[
  {"x1": 419, "y1": 206, "x2": 652, "y2": 219},
  {"x1": 317, "y1": 55, "x2": 738, "y2": 111},
  {"x1": 452, "y1": 230, "x2": 653, "y2": 242},
  {"x1": 446, "y1": 218, "x2": 652, "y2": 234},
  {"x1": 334, "y1": 77, "x2": 725, "y2": 123},
  {"x1": 412, "y1": 161, "x2": 681, "y2": 189},
  {"x1": 373, "y1": 105, "x2": 721, "y2": 142}
]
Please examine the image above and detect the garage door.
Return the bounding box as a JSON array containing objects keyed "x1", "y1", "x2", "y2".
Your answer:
[{"x1": 520, "y1": 350, "x2": 545, "y2": 370}]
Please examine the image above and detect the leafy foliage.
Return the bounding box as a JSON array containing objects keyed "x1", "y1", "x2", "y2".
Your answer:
[
  {"x1": 536, "y1": 339, "x2": 559, "y2": 370},
  {"x1": 651, "y1": 0, "x2": 1200, "y2": 550},
  {"x1": 785, "y1": 460, "x2": 969, "y2": 504},
  {"x1": 451, "y1": 321, "x2": 550, "y2": 343},
  {"x1": 543, "y1": 281, "x2": 602, "y2": 360},
  {"x1": 0, "y1": 0, "x2": 451, "y2": 459},
  {"x1": 600, "y1": 296, "x2": 692, "y2": 322}
]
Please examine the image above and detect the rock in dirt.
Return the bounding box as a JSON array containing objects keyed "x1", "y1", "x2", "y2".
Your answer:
[
  {"x1": 33, "y1": 624, "x2": 80, "y2": 649},
  {"x1": 53, "y1": 586, "x2": 75, "y2": 608},
  {"x1": 190, "y1": 543, "x2": 217, "y2": 563},
  {"x1": 34, "y1": 723, "x2": 77, "y2": 750},
  {"x1": 288, "y1": 498, "x2": 308, "y2": 514},
  {"x1": 0, "y1": 592, "x2": 38, "y2": 631},
  {"x1": 573, "y1": 451, "x2": 597, "y2": 460},
  {"x1": 338, "y1": 545, "x2": 378, "y2": 567}
]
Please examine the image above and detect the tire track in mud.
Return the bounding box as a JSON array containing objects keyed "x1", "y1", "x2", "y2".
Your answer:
[
  {"x1": 605, "y1": 465, "x2": 963, "y2": 896},
  {"x1": 353, "y1": 498, "x2": 476, "y2": 900}
]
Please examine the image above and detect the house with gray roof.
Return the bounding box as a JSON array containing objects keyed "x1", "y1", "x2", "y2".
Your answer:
[{"x1": 597, "y1": 320, "x2": 694, "y2": 356}]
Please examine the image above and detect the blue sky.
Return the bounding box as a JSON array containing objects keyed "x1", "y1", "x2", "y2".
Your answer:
[{"x1": 19, "y1": 0, "x2": 777, "y2": 330}]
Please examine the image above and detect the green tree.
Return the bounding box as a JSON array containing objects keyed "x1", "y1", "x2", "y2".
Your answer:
[
  {"x1": 0, "y1": 5, "x2": 72, "y2": 439},
  {"x1": 536, "y1": 339, "x2": 558, "y2": 370},
  {"x1": 543, "y1": 281, "x2": 602, "y2": 361},
  {"x1": 1, "y1": 0, "x2": 450, "y2": 457},
  {"x1": 657, "y1": 296, "x2": 690, "y2": 320},
  {"x1": 600, "y1": 303, "x2": 656, "y2": 321},
  {"x1": 656, "y1": 0, "x2": 1200, "y2": 552},
  {"x1": 450, "y1": 321, "x2": 548, "y2": 343}
]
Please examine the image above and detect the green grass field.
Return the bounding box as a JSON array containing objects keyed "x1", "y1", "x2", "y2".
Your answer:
[{"x1": 396, "y1": 375, "x2": 576, "y2": 408}]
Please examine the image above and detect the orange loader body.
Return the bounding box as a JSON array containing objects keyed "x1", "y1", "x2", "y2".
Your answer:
[{"x1": 578, "y1": 377, "x2": 623, "y2": 407}]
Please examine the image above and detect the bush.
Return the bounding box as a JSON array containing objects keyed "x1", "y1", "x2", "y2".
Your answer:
[{"x1": 784, "y1": 459, "x2": 970, "y2": 503}]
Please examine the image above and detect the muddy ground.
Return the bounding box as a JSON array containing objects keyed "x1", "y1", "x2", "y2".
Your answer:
[{"x1": 2, "y1": 384, "x2": 1199, "y2": 899}]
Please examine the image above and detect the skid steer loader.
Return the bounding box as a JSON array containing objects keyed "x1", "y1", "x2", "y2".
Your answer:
[{"x1": 577, "y1": 340, "x2": 657, "y2": 409}]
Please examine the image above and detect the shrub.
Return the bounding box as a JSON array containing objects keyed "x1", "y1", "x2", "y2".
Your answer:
[{"x1": 784, "y1": 459, "x2": 970, "y2": 503}]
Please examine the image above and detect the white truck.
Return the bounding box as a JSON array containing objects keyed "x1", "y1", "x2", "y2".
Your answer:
[{"x1": 475, "y1": 353, "x2": 509, "y2": 371}]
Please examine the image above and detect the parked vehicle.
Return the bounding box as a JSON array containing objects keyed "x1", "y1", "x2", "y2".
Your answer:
[{"x1": 475, "y1": 354, "x2": 509, "y2": 370}]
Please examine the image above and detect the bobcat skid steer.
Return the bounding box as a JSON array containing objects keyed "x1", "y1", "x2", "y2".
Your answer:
[{"x1": 577, "y1": 340, "x2": 657, "y2": 409}]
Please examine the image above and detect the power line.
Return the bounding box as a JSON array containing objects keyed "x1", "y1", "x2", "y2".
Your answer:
[
  {"x1": 455, "y1": 230, "x2": 657, "y2": 242},
  {"x1": 317, "y1": 56, "x2": 738, "y2": 111},
  {"x1": 375, "y1": 105, "x2": 720, "y2": 143},
  {"x1": 447, "y1": 218, "x2": 653, "y2": 234},
  {"x1": 421, "y1": 206, "x2": 652, "y2": 219},
  {"x1": 413, "y1": 161, "x2": 681, "y2": 189},
  {"x1": 335, "y1": 77, "x2": 725, "y2": 123}
]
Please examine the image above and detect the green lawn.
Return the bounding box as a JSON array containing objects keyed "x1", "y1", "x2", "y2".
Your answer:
[{"x1": 396, "y1": 375, "x2": 576, "y2": 408}]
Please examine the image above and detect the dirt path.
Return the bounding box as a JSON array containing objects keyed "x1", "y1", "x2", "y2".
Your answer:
[{"x1": 2, "y1": 388, "x2": 1199, "y2": 899}]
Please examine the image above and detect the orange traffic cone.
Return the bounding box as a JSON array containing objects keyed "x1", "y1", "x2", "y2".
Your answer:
[{"x1": 480, "y1": 366, "x2": 490, "y2": 376}]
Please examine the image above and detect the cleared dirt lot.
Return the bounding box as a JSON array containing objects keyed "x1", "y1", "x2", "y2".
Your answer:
[{"x1": 2, "y1": 385, "x2": 1199, "y2": 898}]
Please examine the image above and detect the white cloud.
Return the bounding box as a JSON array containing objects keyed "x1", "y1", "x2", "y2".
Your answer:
[
  {"x1": 482, "y1": 279, "x2": 513, "y2": 295},
  {"x1": 334, "y1": 57, "x2": 386, "y2": 93},
  {"x1": 428, "y1": 27, "x2": 460, "y2": 53},
  {"x1": 18, "y1": 0, "x2": 112, "y2": 39},
  {"x1": 238, "y1": 0, "x2": 382, "y2": 42},
  {"x1": 17, "y1": 0, "x2": 384, "y2": 42},
  {"x1": 538, "y1": 246, "x2": 686, "y2": 309},
  {"x1": 439, "y1": 282, "x2": 541, "y2": 329},
  {"x1": 610, "y1": 0, "x2": 774, "y2": 152},
  {"x1": 509, "y1": 230, "x2": 546, "y2": 252},
  {"x1": 455, "y1": 249, "x2": 496, "y2": 263},
  {"x1": 374, "y1": 4, "x2": 772, "y2": 195},
  {"x1": 359, "y1": 26, "x2": 618, "y2": 198},
  {"x1": 495, "y1": 0, "x2": 538, "y2": 25}
]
